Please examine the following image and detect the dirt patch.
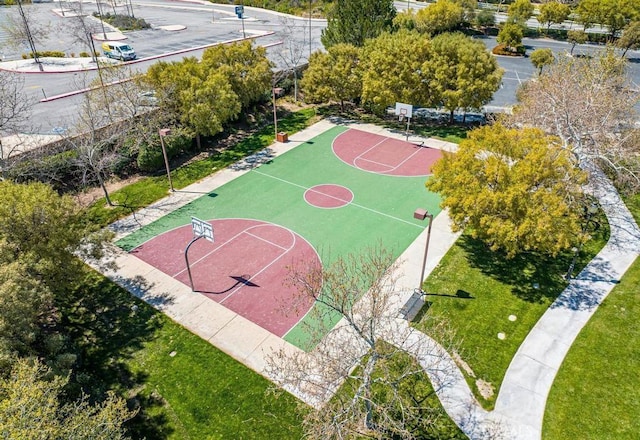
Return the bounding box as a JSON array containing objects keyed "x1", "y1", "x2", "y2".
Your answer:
[
  {"x1": 452, "y1": 350, "x2": 476, "y2": 378},
  {"x1": 452, "y1": 350, "x2": 495, "y2": 400},
  {"x1": 476, "y1": 379, "x2": 495, "y2": 400},
  {"x1": 74, "y1": 175, "x2": 143, "y2": 208}
]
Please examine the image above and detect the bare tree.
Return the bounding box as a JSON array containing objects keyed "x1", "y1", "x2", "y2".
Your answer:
[
  {"x1": 266, "y1": 245, "x2": 460, "y2": 439},
  {"x1": 67, "y1": 68, "x2": 144, "y2": 206},
  {"x1": 1, "y1": 0, "x2": 51, "y2": 70},
  {"x1": 0, "y1": 72, "x2": 32, "y2": 180},
  {"x1": 274, "y1": 16, "x2": 310, "y2": 102},
  {"x1": 65, "y1": 4, "x2": 104, "y2": 63},
  {"x1": 510, "y1": 50, "x2": 640, "y2": 188}
]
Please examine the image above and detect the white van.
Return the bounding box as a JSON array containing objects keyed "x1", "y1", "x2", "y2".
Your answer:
[{"x1": 102, "y1": 42, "x2": 136, "y2": 61}]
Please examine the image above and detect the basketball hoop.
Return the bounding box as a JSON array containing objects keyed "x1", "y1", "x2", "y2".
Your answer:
[
  {"x1": 399, "y1": 115, "x2": 404, "y2": 122},
  {"x1": 185, "y1": 217, "x2": 215, "y2": 292}
]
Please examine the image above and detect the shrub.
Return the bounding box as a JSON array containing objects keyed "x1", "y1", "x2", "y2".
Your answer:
[
  {"x1": 24, "y1": 51, "x2": 66, "y2": 59},
  {"x1": 136, "y1": 130, "x2": 193, "y2": 172},
  {"x1": 8, "y1": 150, "x2": 80, "y2": 192},
  {"x1": 95, "y1": 12, "x2": 151, "y2": 31},
  {"x1": 492, "y1": 43, "x2": 525, "y2": 56}
]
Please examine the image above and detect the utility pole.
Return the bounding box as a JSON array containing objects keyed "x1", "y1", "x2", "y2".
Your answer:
[
  {"x1": 16, "y1": 0, "x2": 43, "y2": 71},
  {"x1": 95, "y1": 0, "x2": 108, "y2": 40}
]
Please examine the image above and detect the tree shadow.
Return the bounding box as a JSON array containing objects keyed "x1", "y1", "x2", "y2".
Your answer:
[
  {"x1": 60, "y1": 270, "x2": 173, "y2": 439},
  {"x1": 457, "y1": 235, "x2": 572, "y2": 303}
]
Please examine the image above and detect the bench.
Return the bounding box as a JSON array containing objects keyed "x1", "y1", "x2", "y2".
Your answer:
[{"x1": 398, "y1": 290, "x2": 428, "y2": 321}]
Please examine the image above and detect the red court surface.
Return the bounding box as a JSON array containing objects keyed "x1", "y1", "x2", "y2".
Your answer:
[
  {"x1": 130, "y1": 219, "x2": 320, "y2": 337},
  {"x1": 304, "y1": 184, "x2": 354, "y2": 208},
  {"x1": 332, "y1": 128, "x2": 443, "y2": 176}
]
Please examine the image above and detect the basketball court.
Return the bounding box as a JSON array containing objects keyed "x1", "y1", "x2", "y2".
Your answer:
[{"x1": 117, "y1": 124, "x2": 446, "y2": 348}]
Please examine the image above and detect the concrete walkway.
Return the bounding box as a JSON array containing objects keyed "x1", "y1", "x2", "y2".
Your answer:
[
  {"x1": 89, "y1": 118, "x2": 461, "y2": 394},
  {"x1": 90, "y1": 120, "x2": 640, "y2": 440},
  {"x1": 405, "y1": 159, "x2": 640, "y2": 439}
]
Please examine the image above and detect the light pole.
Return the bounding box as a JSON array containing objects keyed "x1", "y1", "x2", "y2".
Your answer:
[
  {"x1": 95, "y1": 0, "x2": 108, "y2": 40},
  {"x1": 414, "y1": 208, "x2": 434, "y2": 295},
  {"x1": 159, "y1": 128, "x2": 174, "y2": 192}
]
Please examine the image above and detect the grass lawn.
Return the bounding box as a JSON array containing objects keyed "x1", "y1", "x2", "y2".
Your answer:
[
  {"x1": 542, "y1": 192, "x2": 640, "y2": 439},
  {"x1": 543, "y1": 256, "x2": 640, "y2": 439},
  {"x1": 70, "y1": 110, "x2": 321, "y2": 438},
  {"x1": 414, "y1": 219, "x2": 609, "y2": 409},
  {"x1": 66, "y1": 269, "x2": 305, "y2": 439}
]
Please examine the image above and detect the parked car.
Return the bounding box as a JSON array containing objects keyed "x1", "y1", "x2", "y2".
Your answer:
[{"x1": 101, "y1": 42, "x2": 136, "y2": 61}]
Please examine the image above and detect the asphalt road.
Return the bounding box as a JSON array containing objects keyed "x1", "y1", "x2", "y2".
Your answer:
[{"x1": 1, "y1": 1, "x2": 639, "y2": 135}]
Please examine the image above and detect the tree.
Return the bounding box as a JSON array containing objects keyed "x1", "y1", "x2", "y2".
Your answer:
[
  {"x1": 274, "y1": 16, "x2": 311, "y2": 101},
  {"x1": 576, "y1": 0, "x2": 640, "y2": 39},
  {"x1": 146, "y1": 57, "x2": 241, "y2": 148},
  {"x1": 427, "y1": 124, "x2": 587, "y2": 257},
  {"x1": 201, "y1": 41, "x2": 273, "y2": 110},
  {"x1": 69, "y1": 70, "x2": 131, "y2": 206},
  {"x1": 0, "y1": 71, "x2": 32, "y2": 179},
  {"x1": 429, "y1": 32, "x2": 503, "y2": 123},
  {"x1": 360, "y1": 30, "x2": 434, "y2": 114},
  {"x1": 538, "y1": 2, "x2": 571, "y2": 33},
  {"x1": 0, "y1": 359, "x2": 135, "y2": 439},
  {"x1": 392, "y1": 9, "x2": 416, "y2": 31},
  {"x1": 66, "y1": 3, "x2": 104, "y2": 63},
  {"x1": 452, "y1": 0, "x2": 478, "y2": 23},
  {"x1": 321, "y1": 0, "x2": 396, "y2": 48},
  {"x1": 0, "y1": 262, "x2": 53, "y2": 370},
  {"x1": 617, "y1": 21, "x2": 640, "y2": 56},
  {"x1": 1, "y1": 1, "x2": 48, "y2": 70},
  {"x1": 301, "y1": 44, "x2": 362, "y2": 110},
  {"x1": 475, "y1": 9, "x2": 496, "y2": 35},
  {"x1": 567, "y1": 29, "x2": 587, "y2": 55},
  {"x1": 530, "y1": 48, "x2": 555, "y2": 74},
  {"x1": 497, "y1": 22, "x2": 524, "y2": 52},
  {"x1": 510, "y1": 51, "x2": 640, "y2": 187},
  {"x1": 0, "y1": 181, "x2": 109, "y2": 367},
  {"x1": 414, "y1": 0, "x2": 465, "y2": 35},
  {"x1": 507, "y1": 0, "x2": 534, "y2": 24},
  {"x1": 266, "y1": 246, "x2": 461, "y2": 439},
  {"x1": 0, "y1": 181, "x2": 106, "y2": 284}
]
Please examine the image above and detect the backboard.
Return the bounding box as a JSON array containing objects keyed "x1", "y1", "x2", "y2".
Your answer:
[
  {"x1": 191, "y1": 217, "x2": 214, "y2": 242},
  {"x1": 395, "y1": 102, "x2": 413, "y2": 119}
]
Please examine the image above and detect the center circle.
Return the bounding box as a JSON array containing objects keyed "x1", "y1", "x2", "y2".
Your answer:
[{"x1": 304, "y1": 184, "x2": 354, "y2": 209}]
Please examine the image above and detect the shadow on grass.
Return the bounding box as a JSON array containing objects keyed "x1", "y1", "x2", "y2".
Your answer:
[
  {"x1": 457, "y1": 235, "x2": 572, "y2": 304},
  {"x1": 60, "y1": 270, "x2": 173, "y2": 439}
]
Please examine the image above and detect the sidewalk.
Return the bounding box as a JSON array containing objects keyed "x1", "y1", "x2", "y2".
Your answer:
[
  {"x1": 91, "y1": 119, "x2": 461, "y2": 402},
  {"x1": 88, "y1": 118, "x2": 640, "y2": 440}
]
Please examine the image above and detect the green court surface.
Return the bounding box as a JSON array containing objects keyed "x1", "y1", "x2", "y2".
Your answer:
[{"x1": 117, "y1": 125, "x2": 442, "y2": 348}]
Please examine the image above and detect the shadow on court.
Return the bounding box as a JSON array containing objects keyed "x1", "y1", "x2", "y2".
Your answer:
[{"x1": 197, "y1": 275, "x2": 260, "y2": 294}]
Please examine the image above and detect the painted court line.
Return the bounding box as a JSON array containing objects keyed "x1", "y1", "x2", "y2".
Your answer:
[
  {"x1": 244, "y1": 230, "x2": 290, "y2": 251},
  {"x1": 219, "y1": 231, "x2": 297, "y2": 304},
  {"x1": 355, "y1": 157, "x2": 394, "y2": 171},
  {"x1": 354, "y1": 137, "x2": 393, "y2": 164},
  {"x1": 306, "y1": 187, "x2": 353, "y2": 204},
  {"x1": 170, "y1": 223, "x2": 283, "y2": 278},
  {"x1": 252, "y1": 170, "x2": 423, "y2": 229},
  {"x1": 387, "y1": 142, "x2": 427, "y2": 171}
]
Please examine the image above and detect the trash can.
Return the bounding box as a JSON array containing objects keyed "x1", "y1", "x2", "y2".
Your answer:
[{"x1": 276, "y1": 132, "x2": 288, "y2": 143}]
